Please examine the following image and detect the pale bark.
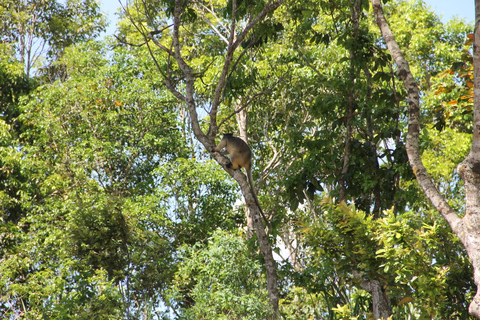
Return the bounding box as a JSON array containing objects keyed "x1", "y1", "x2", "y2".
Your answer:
[
  {"x1": 458, "y1": 0, "x2": 480, "y2": 316},
  {"x1": 130, "y1": 0, "x2": 284, "y2": 316},
  {"x1": 353, "y1": 269, "x2": 391, "y2": 319},
  {"x1": 359, "y1": 278, "x2": 391, "y2": 319},
  {"x1": 371, "y1": 0, "x2": 480, "y2": 317},
  {"x1": 235, "y1": 103, "x2": 256, "y2": 237},
  {"x1": 370, "y1": 0, "x2": 463, "y2": 234}
]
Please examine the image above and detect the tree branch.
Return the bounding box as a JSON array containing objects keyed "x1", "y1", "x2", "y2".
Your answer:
[
  {"x1": 371, "y1": 0, "x2": 463, "y2": 236},
  {"x1": 193, "y1": 1, "x2": 230, "y2": 44},
  {"x1": 208, "y1": 0, "x2": 285, "y2": 138},
  {"x1": 172, "y1": 0, "x2": 208, "y2": 144}
]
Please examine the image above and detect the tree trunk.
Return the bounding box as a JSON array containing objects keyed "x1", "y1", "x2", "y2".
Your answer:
[
  {"x1": 371, "y1": 0, "x2": 480, "y2": 317},
  {"x1": 458, "y1": 0, "x2": 480, "y2": 316},
  {"x1": 163, "y1": 1, "x2": 284, "y2": 316},
  {"x1": 339, "y1": 0, "x2": 361, "y2": 203},
  {"x1": 235, "y1": 102, "x2": 256, "y2": 237},
  {"x1": 233, "y1": 103, "x2": 278, "y2": 315},
  {"x1": 359, "y1": 278, "x2": 391, "y2": 319},
  {"x1": 345, "y1": 3, "x2": 393, "y2": 318}
]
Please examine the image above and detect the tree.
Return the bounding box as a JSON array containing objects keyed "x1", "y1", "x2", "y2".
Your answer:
[
  {"x1": 248, "y1": 0, "x2": 473, "y2": 317},
  {"x1": 1, "y1": 0, "x2": 476, "y2": 318},
  {"x1": 371, "y1": 0, "x2": 480, "y2": 317},
  {"x1": 0, "y1": 44, "x2": 35, "y2": 229},
  {"x1": 166, "y1": 230, "x2": 273, "y2": 319},
  {"x1": 1, "y1": 41, "x2": 178, "y2": 318},
  {"x1": 120, "y1": 0, "x2": 285, "y2": 315},
  {"x1": 0, "y1": 37, "x2": 244, "y2": 318},
  {"x1": 0, "y1": 0, "x2": 106, "y2": 78}
]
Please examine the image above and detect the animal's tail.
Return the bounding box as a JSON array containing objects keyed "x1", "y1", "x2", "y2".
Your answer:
[{"x1": 247, "y1": 169, "x2": 269, "y2": 227}]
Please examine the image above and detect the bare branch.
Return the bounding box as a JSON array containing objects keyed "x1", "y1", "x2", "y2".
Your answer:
[
  {"x1": 114, "y1": 35, "x2": 147, "y2": 47},
  {"x1": 172, "y1": 0, "x2": 208, "y2": 143},
  {"x1": 147, "y1": 31, "x2": 176, "y2": 56},
  {"x1": 209, "y1": 0, "x2": 286, "y2": 137},
  {"x1": 231, "y1": 0, "x2": 285, "y2": 50},
  {"x1": 193, "y1": 1, "x2": 229, "y2": 44}
]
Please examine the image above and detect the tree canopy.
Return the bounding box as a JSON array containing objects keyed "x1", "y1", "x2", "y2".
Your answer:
[{"x1": 0, "y1": 0, "x2": 477, "y2": 319}]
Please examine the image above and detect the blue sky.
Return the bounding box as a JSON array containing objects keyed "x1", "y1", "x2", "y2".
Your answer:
[
  {"x1": 100, "y1": 0, "x2": 474, "y2": 36},
  {"x1": 423, "y1": 0, "x2": 474, "y2": 23}
]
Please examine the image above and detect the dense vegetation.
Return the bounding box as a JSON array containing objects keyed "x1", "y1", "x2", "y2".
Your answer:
[{"x1": 0, "y1": 0, "x2": 476, "y2": 319}]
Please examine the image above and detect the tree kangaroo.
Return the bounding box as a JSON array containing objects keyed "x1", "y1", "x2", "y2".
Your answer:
[{"x1": 213, "y1": 134, "x2": 268, "y2": 225}]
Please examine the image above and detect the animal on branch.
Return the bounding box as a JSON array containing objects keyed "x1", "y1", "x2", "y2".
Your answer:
[{"x1": 213, "y1": 133, "x2": 268, "y2": 226}]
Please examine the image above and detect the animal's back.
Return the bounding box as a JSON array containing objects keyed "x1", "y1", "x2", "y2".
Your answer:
[{"x1": 228, "y1": 136, "x2": 252, "y2": 169}]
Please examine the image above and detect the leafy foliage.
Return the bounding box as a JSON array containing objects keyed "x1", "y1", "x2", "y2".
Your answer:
[
  {"x1": 0, "y1": 0, "x2": 107, "y2": 77},
  {"x1": 300, "y1": 198, "x2": 473, "y2": 319},
  {"x1": 0, "y1": 0, "x2": 476, "y2": 318},
  {"x1": 166, "y1": 230, "x2": 273, "y2": 319}
]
